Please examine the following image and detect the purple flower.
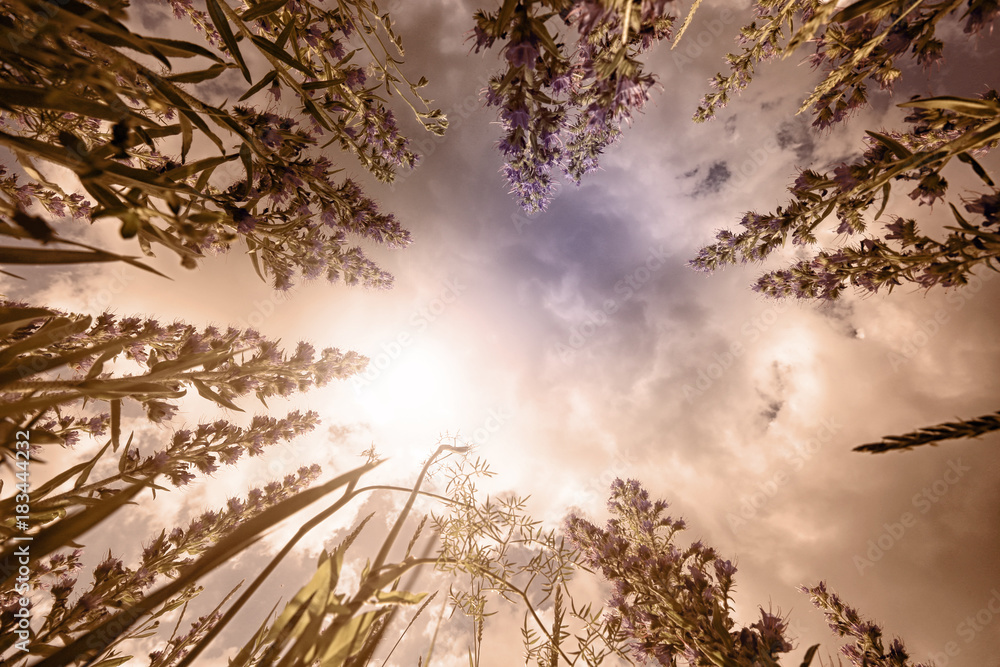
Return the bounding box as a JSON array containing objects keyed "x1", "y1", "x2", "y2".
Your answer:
[
  {"x1": 145, "y1": 400, "x2": 178, "y2": 424},
  {"x1": 168, "y1": 468, "x2": 196, "y2": 487},
  {"x1": 908, "y1": 172, "x2": 947, "y2": 206},
  {"x1": 470, "y1": 25, "x2": 495, "y2": 53},
  {"x1": 965, "y1": 191, "x2": 1000, "y2": 225},
  {"x1": 504, "y1": 106, "x2": 530, "y2": 130},
  {"x1": 344, "y1": 67, "x2": 367, "y2": 90},
  {"x1": 570, "y1": 0, "x2": 608, "y2": 35},
  {"x1": 833, "y1": 163, "x2": 860, "y2": 192},
  {"x1": 550, "y1": 73, "x2": 572, "y2": 96},
  {"x1": 616, "y1": 75, "x2": 653, "y2": 110},
  {"x1": 326, "y1": 39, "x2": 346, "y2": 60},
  {"x1": 505, "y1": 40, "x2": 539, "y2": 69}
]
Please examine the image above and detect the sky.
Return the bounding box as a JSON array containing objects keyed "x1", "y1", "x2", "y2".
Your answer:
[{"x1": 5, "y1": 0, "x2": 1000, "y2": 665}]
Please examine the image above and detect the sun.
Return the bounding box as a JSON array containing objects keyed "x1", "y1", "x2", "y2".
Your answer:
[{"x1": 351, "y1": 338, "x2": 462, "y2": 430}]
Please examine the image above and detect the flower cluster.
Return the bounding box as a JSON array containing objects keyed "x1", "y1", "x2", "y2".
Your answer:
[
  {"x1": 145, "y1": 0, "x2": 446, "y2": 289},
  {"x1": 0, "y1": 165, "x2": 93, "y2": 223},
  {"x1": 30, "y1": 410, "x2": 111, "y2": 448},
  {"x1": 801, "y1": 582, "x2": 930, "y2": 667},
  {"x1": 0, "y1": 302, "x2": 363, "y2": 546},
  {"x1": 691, "y1": 93, "x2": 1000, "y2": 299},
  {"x1": 0, "y1": 468, "x2": 320, "y2": 656},
  {"x1": 1, "y1": 303, "x2": 367, "y2": 429},
  {"x1": 475, "y1": 0, "x2": 674, "y2": 211},
  {"x1": 216, "y1": 107, "x2": 410, "y2": 289},
  {"x1": 566, "y1": 479, "x2": 794, "y2": 664},
  {"x1": 0, "y1": 0, "x2": 445, "y2": 291},
  {"x1": 126, "y1": 412, "x2": 320, "y2": 488},
  {"x1": 695, "y1": 0, "x2": 997, "y2": 126}
]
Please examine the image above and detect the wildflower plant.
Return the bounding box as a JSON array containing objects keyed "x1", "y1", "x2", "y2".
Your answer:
[
  {"x1": 801, "y1": 582, "x2": 930, "y2": 667},
  {"x1": 0, "y1": 298, "x2": 368, "y2": 663},
  {"x1": 2, "y1": 432, "x2": 484, "y2": 665},
  {"x1": 472, "y1": 0, "x2": 675, "y2": 212},
  {"x1": 691, "y1": 95, "x2": 1000, "y2": 300},
  {"x1": 566, "y1": 479, "x2": 800, "y2": 666},
  {"x1": 684, "y1": 0, "x2": 1000, "y2": 298},
  {"x1": 470, "y1": 1, "x2": 999, "y2": 298},
  {"x1": 432, "y1": 454, "x2": 633, "y2": 665},
  {"x1": 0, "y1": 0, "x2": 446, "y2": 289}
]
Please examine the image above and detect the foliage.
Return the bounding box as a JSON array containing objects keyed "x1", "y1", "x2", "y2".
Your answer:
[
  {"x1": 471, "y1": 0, "x2": 674, "y2": 211},
  {"x1": 470, "y1": 0, "x2": 999, "y2": 299},
  {"x1": 691, "y1": 96, "x2": 1000, "y2": 299},
  {"x1": 688, "y1": 0, "x2": 1000, "y2": 299},
  {"x1": 568, "y1": 480, "x2": 940, "y2": 667},
  {"x1": 802, "y1": 581, "x2": 930, "y2": 667},
  {"x1": 0, "y1": 295, "x2": 368, "y2": 662},
  {"x1": 0, "y1": 0, "x2": 445, "y2": 289},
  {"x1": 854, "y1": 409, "x2": 1000, "y2": 453},
  {"x1": 433, "y1": 455, "x2": 632, "y2": 665},
  {"x1": 566, "y1": 479, "x2": 796, "y2": 666},
  {"x1": 1, "y1": 0, "x2": 993, "y2": 663},
  {"x1": 469, "y1": 0, "x2": 999, "y2": 451}
]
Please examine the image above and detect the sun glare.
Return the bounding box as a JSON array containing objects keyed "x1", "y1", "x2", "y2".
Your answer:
[{"x1": 352, "y1": 339, "x2": 462, "y2": 429}]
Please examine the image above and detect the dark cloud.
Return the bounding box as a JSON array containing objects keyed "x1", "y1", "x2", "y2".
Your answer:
[
  {"x1": 692, "y1": 160, "x2": 732, "y2": 196},
  {"x1": 760, "y1": 400, "x2": 783, "y2": 423},
  {"x1": 815, "y1": 300, "x2": 861, "y2": 338},
  {"x1": 755, "y1": 361, "x2": 788, "y2": 427},
  {"x1": 724, "y1": 115, "x2": 739, "y2": 137},
  {"x1": 777, "y1": 118, "x2": 817, "y2": 163}
]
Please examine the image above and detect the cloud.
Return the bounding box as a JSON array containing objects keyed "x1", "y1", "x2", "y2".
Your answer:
[{"x1": 691, "y1": 160, "x2": 733, "y2": 196}]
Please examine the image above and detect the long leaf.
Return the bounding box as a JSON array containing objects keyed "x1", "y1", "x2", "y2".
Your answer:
[
  {"x1": 0, "y1": 335, "x2": 133, "y2": 387},
  {"x1": 192, "y1": 377, "x2": 244, "y2": 411},
  {"x1": 241, "y1": 0, "x2": 288, "y2": 21},
  {"x1": 251, "y1": 34, "x2": 314, "y2": 74},
  {"x1": 866, "y1": 130, "x2": 912, "y2": 159},
  {"x1": 142, "y1": 36, "x2": 225, "y2": 62},
  {"x1": 832, "y1": 0, "x2": 899, "y2": 22},
  {"x1": 957, "y1": 151, "x2": 995, "y2": 186},
  {"x1": 800, "y1": 644, "x2": 820, "y2": 666},
  {"x1": 0, "y1": 307, "x2": 55, "y2": 339},
  {"x1": 898, "y1": 95, "x2": 1000, "y2": 119},
  {"x1": 0, "y1": 84, "x2": 142, "y2": 124},
  {"x1": 0, "y1": 246, "x2": 138, "y2": 266},
  {"x1": 162, "y1": 153, "x2": 238, "y2": 182},
  {"x1": 0, "y1": 315, "x2": 91, "y2": 367},
  {"x1": 206, "y1": 0, "x2": 252, "y2": 83},
  {"x1": 0, "y1": 482, "x2": 147, "y2": 585},
  {"x1": 165, "y1": 63, "x2": 233, "y2": 84},
  {"x1": 34, "y1": 462, "x2": 380, "y2": 667},
  {"x1": 237, "y1": 69, "x2": 278, "y2": 102}
]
